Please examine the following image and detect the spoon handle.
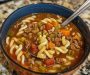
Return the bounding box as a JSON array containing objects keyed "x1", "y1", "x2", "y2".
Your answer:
[{"x1": 62, "y1": 0, "x2": 90, "y2": 26}]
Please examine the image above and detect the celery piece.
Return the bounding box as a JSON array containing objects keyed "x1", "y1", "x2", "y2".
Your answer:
[
  {"x1": 38, "y1": 22, "x2": 43, "y2": 28},
  {"x1": 39, "y1": 66, "x2": 46, "y2": 72},
  {"x1": 55, "y1": 25, "x2": 61, "y2": 30},
  {"x1": 37, "y1": 32, "x2": 42, "y2": 36},
  {"x1": 7, "y1": 31, "x2": 14, "y2": 37}
]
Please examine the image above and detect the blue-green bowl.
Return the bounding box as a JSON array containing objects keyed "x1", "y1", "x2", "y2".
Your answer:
[{"x1": 0, "y1": 3, "x2": 90, "y2": 75}]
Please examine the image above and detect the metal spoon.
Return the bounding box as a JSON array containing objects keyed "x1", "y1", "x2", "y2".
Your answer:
[{"x1": 62, "y1": 0, "x2": 90, "y2": 26}]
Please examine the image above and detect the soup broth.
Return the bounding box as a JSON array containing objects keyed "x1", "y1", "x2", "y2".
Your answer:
[{"x1": 5, "y1": 13, "x2": 84, "y2": 73}]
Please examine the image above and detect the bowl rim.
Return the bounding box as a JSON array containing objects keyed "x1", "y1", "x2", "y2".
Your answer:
[{"x1": 0, "y1": 3, "x2": 90, "y2": 75}]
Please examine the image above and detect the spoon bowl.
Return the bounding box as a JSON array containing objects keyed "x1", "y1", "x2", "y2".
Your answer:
[{"x1": 62, "y1": 0, "x2": 90, "y2": 26}]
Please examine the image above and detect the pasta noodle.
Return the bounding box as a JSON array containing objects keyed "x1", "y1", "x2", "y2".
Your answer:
[
  {"x1": 57, "y1": 17, "x2": 62, "y2": 23},
  {"x1": 65, "y1": 61, "x2": 71, "y2": 66},
  {"x1": 16, "y1": 30, "x2": 24, "y2": 36},
  {"x1": 44, "y1": 50, "x2": 53, "y2": 58},
  {"x1": 77, "y1": 32, "x2": 81, "y2": 38},
  {"x1": 22, "y1": 15, "x2": 36, "y2": 23},
  {"x1": 12, "y1": 37, "x2": 18, "y2": 42},
  {"x1": 38, "y1": 41, "x2": 48, "y2": 50},
  {"x1": 10, "y1": 39, "x2": 14, "y2": 47},
  {"x1": 21, "y1": 55, "x2": 25, "y2": 64},
  {"x1": 17, "y1": 51, "x2": 23, "y2": 61},
  {"x1": 9, "y1": 42, "x2": 24, "y2": 64},
  {"x1": 37, "y1": 34, "x2": 54, "y2": 58},
  {"x1": 37, "y1": 46, "x2": 45, "y2": 54},
  {"x1": 31, "y1": 15, "x2": 36, "y2": 19},
  {"x1": 55, "y1": 46, "x2": 68, "y2": 54},
  {"x1": 17, "y1": 24, "x2": 27, "y2": 36},
  {"x1": 41, "y1": 18, "x2": 52, "y2": 24},
  {"x1": 7, "y1": 37, "x2": 25, "y2": 64},
  {"x1": 41, "y1": 20, "x2": 47, "y2": 24},
  {"x1": 41, "y1": 17, "x2": 59, "y2": 24},
  {"x1": 40, "y1": 35, "x2": 47, "y2": 43},
  {"x1": 48, "y1": 70, "x2": 57, "y2": 73},
  {"x1": 62, "y1": 36, "x2": 67, "y2": 45},
  {"x1": 15, "y1": 44, "x2": 23, "y2": 55},
  {"x1": 6, "y1": 37, "x2": 10, "y2": 45},
  {"x1": 38, "y1": 35, "x2": 48, "y2": 50},
  {"x1": 53, "y1": 64, "x2": 61, "y2": 68},
  {"x1": 51, "y1": 18, "x2": 57, "y2": 22},
  {"x1": 10, "y1": 44, "x2": 18, "y2": 54},
  {"x1": 65, "y1": 40, "x2": 70, "y2": 48},
  {"x1": 37, "y1": 53, "x2": 46, "y2": 59},
  {"x1": 22, "y1": 19, "x2": 30, "y2": 23},
  {"x1": 37, "y1": 46, "x2": 46, "y2": 59},
  {"x1": 62, "y1": 58, "x2": 67, "y2": 63},
  {"x1": 19, "y1": 25, "x2": 27, "y2": 31},
  {"x1": 62, "y1": 36, "x2": 70, "y2": 47},
  {"x1": 46, "y1": 18, "x2": 52, "y2": 23},
  {"x1": 48, "y1": 50, "x2": 55, "y2": 55},
  {"x1": 66, "y1": 55, "x2": 74, "y2": 60}
]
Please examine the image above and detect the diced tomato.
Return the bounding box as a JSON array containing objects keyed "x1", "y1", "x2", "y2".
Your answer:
[
  {"x1": 45, "y1": 23, "x2": 53, "y2": 30},
  {"x1": 44, "y1": 58, "x2": 55, "y2": 66},
  {"x1": 31, "y1": 44, "x2": 38, "y2": 54}
]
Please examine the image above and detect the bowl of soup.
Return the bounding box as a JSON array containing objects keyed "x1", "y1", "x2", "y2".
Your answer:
[{"x1": 0, "y1": 3, "x2": 90, "y2": 75}]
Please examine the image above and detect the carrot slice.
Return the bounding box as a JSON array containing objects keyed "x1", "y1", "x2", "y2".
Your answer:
[
  {"x1": 45, "y1": 20, "x2": 59, "y2": 30},
  {"x1": 51, "y1": 21, "x2": 58, "y2": 27},
  {"x1": 45, "y1": 23, "x2": 53, "y2": 30},
  {"x1": 48, "y1": 41, "x2": 55, "y2": 49},
  {"x1": 73, "y1": 34, "x2": 80, "y2": 40},
  {"x1": 59, "y1": 29, "x2": 70, "y2": 36}
]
